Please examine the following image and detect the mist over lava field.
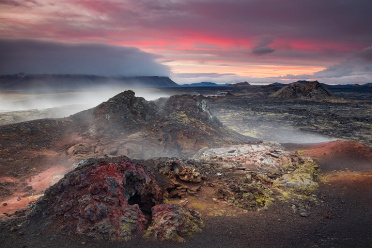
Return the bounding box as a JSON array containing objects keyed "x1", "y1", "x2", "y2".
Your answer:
[
  {"x1": 1, "y1": 0, "x2": 372, "y2": 247},
  {"x1": 0, "y1": 78, "x2": 371, "y2": 248}
]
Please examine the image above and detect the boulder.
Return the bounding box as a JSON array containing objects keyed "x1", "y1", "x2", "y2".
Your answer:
[{"x1": 144, "y1": 204, "x2": 204, "y2": 242}]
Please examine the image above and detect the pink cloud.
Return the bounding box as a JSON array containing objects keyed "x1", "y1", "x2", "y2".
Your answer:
[{"x1": 0, "y1": 0, "x2": 371, "y2": 82}]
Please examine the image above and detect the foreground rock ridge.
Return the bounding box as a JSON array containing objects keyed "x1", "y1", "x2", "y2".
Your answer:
[
  {"x1": 29, "y1": 157, "x2": 161, "y2": 240},
  {"x1": 27, "y1": 142, "x2": 319, "y2": 241},
  {"x1": 28, "y1": 156, "x2": 203, "y2": 241}
]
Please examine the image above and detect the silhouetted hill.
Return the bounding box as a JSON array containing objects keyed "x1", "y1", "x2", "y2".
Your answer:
[
  {"x1": 0, "y1": 74, "x2": 178, "y2": 92},
  {"x1": 227, "y1": 81, "x2": 250, "y2": 87},
  {"x1": 269, "y1": 81, "x2": 334, "y2": 99}
]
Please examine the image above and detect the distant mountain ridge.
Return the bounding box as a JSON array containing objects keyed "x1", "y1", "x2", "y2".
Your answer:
[
  {"x1": 181, "y1": 82, "x2": 224, "y2": 87},
  {"x1": 0, "y1": 74, "x2": 178, "y2": 92}
]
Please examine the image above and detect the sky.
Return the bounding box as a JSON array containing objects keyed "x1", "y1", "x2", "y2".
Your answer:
[{"x1": 0, "y1": 0, "x2": 372, "y2": 84}]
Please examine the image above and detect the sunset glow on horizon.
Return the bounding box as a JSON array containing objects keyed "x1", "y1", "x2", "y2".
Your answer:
[{"x1": 0, "y1": 0, "x2": 371, "y2": 84}]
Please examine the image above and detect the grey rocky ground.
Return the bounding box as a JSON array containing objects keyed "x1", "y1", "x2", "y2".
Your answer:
[{"x1": 206, "y1": 89, "x2": 372, "y2": 146}]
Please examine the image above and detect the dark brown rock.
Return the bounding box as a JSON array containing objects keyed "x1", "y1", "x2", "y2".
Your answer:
[
  {"x1": 144, "y1": 204, "x2": 204, "y2": 242},
  {"x1": 269, "y1": 81, "x2": 334, "y2": 99}
]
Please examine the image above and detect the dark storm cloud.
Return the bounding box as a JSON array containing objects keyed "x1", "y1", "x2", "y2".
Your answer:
[
  {"x1": 0, "y1": 0, "x2": 37, "y2": 6},
  {"x1": 3, "y1": 0, "x2": 371, "y2": 46},
  {"x1": 314, "y1": 47, "x2": 372, "y2": 78},
  {"x1": 252, "y1": 47, "x2": 275, "y2": 56},
  {"x1": 358, "y1": 47, "x2": 372, "y2": 61},
  {"x1": 179, "y1": 0, "x2": 372, "y2": 43},
  {"x1": 1, "y1": 0, "x2": 372, "y2": 83},
  {"x1": 0, "y1": 0, "x2": 22, "y2": 6},
  {"x1": 251, "y1": 36, "x2": 275, "y2": 56},
  {"x1": 0, "y1": 39, "x2": 170, "y2": 76},
  {"x1": 276, "y1": 47, "x2": 372, "y2": 83}
]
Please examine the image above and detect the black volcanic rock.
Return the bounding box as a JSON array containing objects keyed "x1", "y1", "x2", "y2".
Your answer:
[
  {"x1": 0, "y1": 74, "x2": 178, "y2": 92},
  {"x1": 76, "y1": 90, "x2": 158, "y2": 138},
  {"x1": 158, "y1": 94, "x2": 221, "y2": 128},
  {"x1": 153, "y1": 94, "x2": 246, "y2": 155},
  {"x1": 18, "y1": 90, "x2": 250, "y2": 159},
  {"x1": 269, "y1": 81, "x2": 334, "y2": 99}
]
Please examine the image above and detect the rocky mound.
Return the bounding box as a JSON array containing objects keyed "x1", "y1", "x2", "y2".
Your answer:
[
  {"x1": 153, "y1": 94, "x2": 246, "y2": 155},
  {"x1": 194, "y1": 144, "x2": 319, "y2": 213},
  {"x1": 28, "y1": 156, "x2": 162, "y2": 240},
  {"x1": 0, "y1": 90, "x2": 248, "y2": 171},
  {"x1": 139, "y1": 143, "x2": 320, "y2": 216},
  {"x1": 269, "y1": 81, "x2": 334, "y2": 99},
  {"x1": 28, "y1": 156, "x2": 204, "y2": 241},
  {"x1": 73, "y1": 90, "x2": 158, "y2": 138},
  {"x1": 144, "y1": 204, "x2": 204, "y2": 242},
  {"x1": 69, "y1": 91, "x2": 249, "y2": 158}
]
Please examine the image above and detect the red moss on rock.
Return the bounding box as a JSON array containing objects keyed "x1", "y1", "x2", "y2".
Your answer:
[{"x1": 29, "y1": 156, "x2": 163, "y2": 240}]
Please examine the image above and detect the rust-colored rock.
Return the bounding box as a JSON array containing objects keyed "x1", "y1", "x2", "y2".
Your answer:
[{"x1": 29, "y1": 156, "x2": 163, "y2": 240}]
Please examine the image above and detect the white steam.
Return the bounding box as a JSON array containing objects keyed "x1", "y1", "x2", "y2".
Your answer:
[{"x1": 0, "y1": 88, "x2": 171, "y2": 114}]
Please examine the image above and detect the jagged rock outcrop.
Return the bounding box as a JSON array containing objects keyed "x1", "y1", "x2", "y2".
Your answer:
[
  {"x1": 74, "y1": 90, "x2": 158, "y2": 138},
  {"x1": 153, "y1": 94, "x2": 246, "y2": 155},
  {"x1": 269, "y1": 81, "x2": 334, "y2": 99},
  {"x1": 27, "y1": 156, "x2": 205, "y2": 242},
  {"x1": 194, "y1": 144, "x2": 319, "y2": 211},
  {"x1": 69, "y1": 91, "x2": 250, "y2": 158},
  {"x1": 29, "y1": 156, "x2": 163, "y2": 240},
  {"x1": 136, "y1": 143, "x2": 319, "y2": 215},
  {"x1": 138, "y1": 158, "x2": 205, "y2": 198}
]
